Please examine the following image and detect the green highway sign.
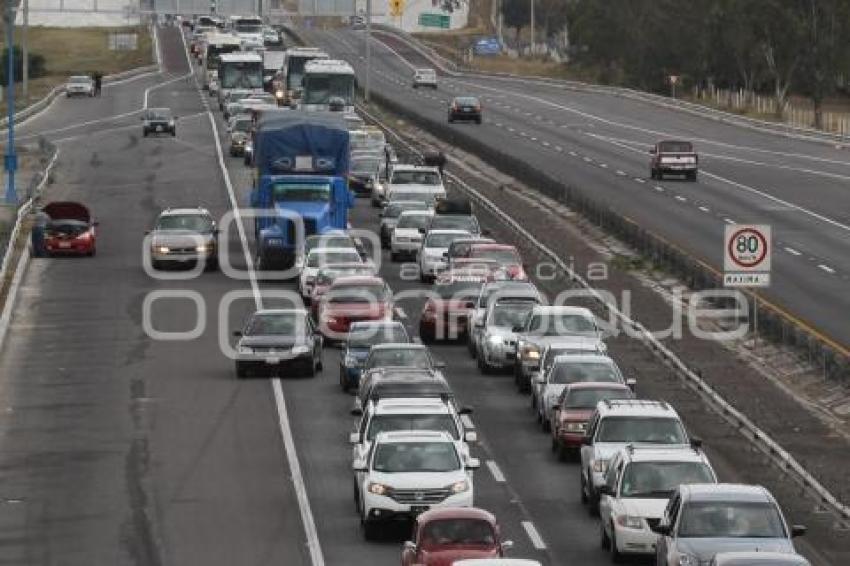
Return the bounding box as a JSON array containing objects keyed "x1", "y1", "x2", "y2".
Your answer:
[{"x1": 419, "y1": 13, "x2": 450, "y2": 29}]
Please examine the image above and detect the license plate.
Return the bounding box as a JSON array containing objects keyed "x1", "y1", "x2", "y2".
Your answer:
[
  {"x1": 463, "y1": 108, "x2": 471, "y2": 112},
  {"x1": 156, "y1": 125, "x2": 163, "y2": 132},
  {"x1": 58, "y1": 242, "x2": 71, "y2": 248},
  {"x1": 410, "y1": 505, "x2": 429, "y2": 515},
  {"x1": 265, "y1": 356, "x2": 281, "y2": 364}
]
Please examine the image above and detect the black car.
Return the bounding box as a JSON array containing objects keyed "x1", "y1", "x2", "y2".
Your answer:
[
  {"x1": 234, "y1": 309, "x2": 323, "y2": 378},
  {"x1": 448, "y1": 96, "x2": 482, "y2": 124},
  {"x1": 142, "y1": 107, "x2": 176, "y2": 137}
]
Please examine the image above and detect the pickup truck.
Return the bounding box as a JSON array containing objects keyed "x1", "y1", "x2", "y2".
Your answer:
[{"x1": 649, "y1": 140, "x2": 698, "y2": 181}]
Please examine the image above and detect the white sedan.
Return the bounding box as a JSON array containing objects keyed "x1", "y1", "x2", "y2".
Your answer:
[
  {"x1": 298, "y1": 247, "x2": 364, "y2": 300},
  {"x1": 418, "y1": 229, "x2": 472, "y2": 283},
  {"x1": 390, "y1": 209, "x2": 433, "y2": 262}
]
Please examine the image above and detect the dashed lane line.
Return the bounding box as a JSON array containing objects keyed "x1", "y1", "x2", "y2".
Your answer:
[
  {"x1": 521, "y1": 521, "x2": 547, "y2": 550},
  {"x1": 485, "y1": 460, "x2": 506, "y2": 483}
]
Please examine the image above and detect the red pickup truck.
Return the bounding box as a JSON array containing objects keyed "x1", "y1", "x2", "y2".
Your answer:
[{"x1": 650, "y1": 140, "x2": 698, "y2": 181}]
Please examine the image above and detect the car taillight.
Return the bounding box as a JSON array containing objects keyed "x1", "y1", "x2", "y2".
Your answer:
[
  {"x1": 451, "y1": 103, "x2": 458, "y2": 111},
  {"x1": 475, "y1": 104, "x2": 481, "y2": 111}
]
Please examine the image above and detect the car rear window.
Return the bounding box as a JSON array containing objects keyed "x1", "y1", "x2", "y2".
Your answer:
[{"x1": 658, "y1": 141, "x2": 693, "y2": 153}]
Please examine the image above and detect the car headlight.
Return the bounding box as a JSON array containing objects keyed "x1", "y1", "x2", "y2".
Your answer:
[
  {"x1": 169, "y1": 120, "x2": 175, "y2": 126},
  {"x1": 195, "y1": 244, "x2": 210, "y2": 252},
  {"x1": 275, "y1": 90, "x2": 285, "y2": 99},
  {"x1": 615, "y1": 515, "x2": 644, "y2": 529},
  {"x1": 449, "y1": 480, "x2": 469, "y2": 494},
  {"x1": 367, "y1": 482, "x2": 388, "y2": 495},
  {"x1": 522, "y1": 347, "x2": 540, "y2": 360},
  {"x1": 155, "y1": 245, "x2": 170, "y2": 254},
  {"x1": 678, "y1": 554, "x2": 698, "y2": 566},
  {"x1": 265, "y1": 238, "x2": 283, "y2": 247},
  {"x1": 291, "y1": 345, "x2": 309, "y2": 355},
  {"x1": 487, "y1": 334, "x2": 502, "y2": 346},
  {"x1": 238, "y1": 345, "x2": 253, "y2": 354},
  {"x1": 592, "y1": 459, "x2": 608, "y2": 473}
]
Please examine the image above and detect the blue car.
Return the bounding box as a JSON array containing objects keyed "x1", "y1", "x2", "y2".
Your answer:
[{"x1": 339, "y1": 321, "x2": 410, "y2": 392}]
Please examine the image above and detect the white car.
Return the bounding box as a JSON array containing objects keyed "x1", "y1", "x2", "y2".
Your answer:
[
  {"x1": 390, "y1": 209, "x2": 434, "y2": 261},
  {"x1": 468, "y1": 281, "x2": 541, "y2": 359},
  {"x1": 599, "y1": 445, "x2": 717, "y2": 560},
  {"x1": 413, "y1": 68, "x2": 438, "y2": 89},
  {"x1": 476, "y1": 297, "x2": 542, "y2": 373},
  {"x1": 418, "y1": 229, "x2": 472, "y2": 282},
  {"x1": 532, "y1": 353, "x2": 633, "y2": 429},
  {"x1": 387, "y1": 164, "x2": 446, "y2": 202},
  {"x1": 66, "y1": 75, "x2": 94, "y2": 97},
  {"x1": 353, "y1": 430, "x2": 480, "y2": 540},
  {"x1": 298, "y1": 247, "x2": 363, "y2": 300},
  {"x1": 580, "y1": 400, "x2": 693, "y2": 510}
]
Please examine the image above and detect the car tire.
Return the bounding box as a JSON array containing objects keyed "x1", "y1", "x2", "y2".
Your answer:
[
  {"x1": 205, "y1": 257, "x2": 219, "y2": 271},
  {"x1": 171, "y1": 129, "x2": 176, "y2": 137},
  {"x1": 541, "y1": 416, "x2": 551, "y2": 433},
  {"x1": 87, "y1": 248, "x2": 96, "y2": 257},
  {"x1": 420, "y1": 327, "x2": 434, "y2": 344},
  {"x1": 557, "y1": 443, "x2": 570, "y2": 462},
  {"x1": 580, "y1": 473, "x2": 589, "y2": 504},
  {"x1": 390, "y1": 251, "x2": 399, "y2": 262},
  {"x1": 362, "y1": 518, "x2": 379, "y2": 541},
  {"x1": 610, "y1": 526, "x2": 624, "y2": 563},
  {"x1": 688, "y1": 171, "x2": 698, "y2": 182},
  {"x1": 650, "y1": 168, "x2": 657, "y2": 180},
  {"x1": 448, "y1": 117, "x2": 454, "y2": 123},
  {"x1": 304, "y1": 359, "x2": 316, "y2": 378},
  {"x1": 468, "y1": 338, "x2": 477, "y2": 359},
  {"x1": 476, "y1": 117, "x2": 482, "y2": 124},
  {"x1": 315, "y1": 356, "x2": 323, "y2": 372},
  {"x1": 340, "y1": 367, "x2": 350, "y2": 392},
  {"x1": 600, "y1": 521, "x2": 611, "y2": 550},
  {"x1": 143, "y1": 129, "x2": 148, "y2": 137},
  {"x1": 236, "y1": 362, "x2": 249, "y2": 379}
]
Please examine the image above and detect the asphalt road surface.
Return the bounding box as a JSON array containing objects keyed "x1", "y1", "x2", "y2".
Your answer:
[
  {"x1": 0, "y1": 22, "x2": 840, "y2": 566},
  {"x1": 301, "y1": 27, "x2": 850, "y2": 352}
]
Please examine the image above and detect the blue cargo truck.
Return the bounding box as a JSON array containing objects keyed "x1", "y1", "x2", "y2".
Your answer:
[{"x1": 250, "y1": 112, "x2": 355, "y2": 270}]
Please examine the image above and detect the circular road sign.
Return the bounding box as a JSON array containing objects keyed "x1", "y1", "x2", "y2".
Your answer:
[{"x1": 728, "y1": 227, "x2": 768, "y2": 269}]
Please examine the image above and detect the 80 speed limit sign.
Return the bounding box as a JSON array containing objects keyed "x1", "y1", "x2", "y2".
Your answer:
[{"x1": 723, "y1": 224, "x2": 771, "y2": 287}]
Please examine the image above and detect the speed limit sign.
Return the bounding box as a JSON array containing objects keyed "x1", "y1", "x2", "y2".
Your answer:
[{"x1": 723, "y1": 224, "x2": 771, "y2": 287}]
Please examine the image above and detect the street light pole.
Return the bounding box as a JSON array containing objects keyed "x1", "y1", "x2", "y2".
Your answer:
[
  {"x1": 365, "y1": 0, "x2": 371, "y2": 104},
  {"x1": 4, "y1": 1, "x2": 18, "y2": 204},
  {"x1": 529, "y1": 0, "x2": 534, "y2": 56}
]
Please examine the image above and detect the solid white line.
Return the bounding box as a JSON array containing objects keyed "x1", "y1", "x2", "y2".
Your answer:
[
  {"x1": 583, "y1": 156, "x2": 592, "y2": 162},
  {"x1": 818, "y1": 264, "x2": 836, "y2": 274},
  {"x1": 521, "y1": 521, "x2": 547, "y2": 550},
  {"x1": 542, "y1": 141, "x2": 550, "y2": 147},
  {"x1": 485, "y1": 460, "x2": 506, "y2": 483},
  {"x1": 785, "y1": 247, "x2": 802, "y2": 256},
  {"x1": 555, "y1": 145, "x2": 563, "y2": 151},
  {"x1": 17, "y1": 108, "x2": 142, "y2": 141}
]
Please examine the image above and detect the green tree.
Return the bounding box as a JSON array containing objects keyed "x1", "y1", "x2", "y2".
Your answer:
[{"x1": 502, "y1": 0, "x2": 530, "y2": 41}]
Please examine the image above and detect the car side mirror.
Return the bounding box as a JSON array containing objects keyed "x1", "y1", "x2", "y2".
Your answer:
[
  {"x1": 458, "y1": 405, "x2": 473, "y2": 415},
  {"x1": 232, "y1": 330, "x2": 242, "y2": 337},
  {"x1": 144, "y1": 230, "x2": 150, "y2": 235},
  {"x1": 442, "y1": 251, "x2": 448, "y2": 258},
  {"x1": 626, "y1": 377, "x2": 637, "y2": 391},
  {"x1": 92, "y1": 221, "x2": 100, "y2": 226},
  {"x1": 649, "y1": 147, "x2": 657, "y2": 154},
  {"x1": 349, "y1": 431, "x2": 359, "y2": 444},
  {"x1": 791, "y1": 524, "x2": 807, "y2": 538},
  {"x1": 463, "y1": 430, "x2": 478, "y2": 443},
  {"x1": 352, "y1": 459, "x2": 366, "y2": 472},
  {"x1": 689, "y1": 437, "x2": 703, "y2": 449},
  {"x1": 350, "y1": 406, "x2": 363, "y2": 416},
  {"x1": 501, "y1": 540, "x2": 514, "y2": 552},
  {"x1": 403, "y1": 541, "x2": 416, "y2": 553},
  {"x1": 581, "y1": 435, "x2": 592, "y2": 446},
  {"x1": 598, "y1": 485, "x2": 612, "y2": 496},
  {"x1": 650, "y1": 522, "x2": 670, "y2": 535},
  {"x1": 481, "y1": 229, "x2": 491, "y2": 237},
  {"x1": 465, "y1": 457, "x2": 480, "y2": 470}
]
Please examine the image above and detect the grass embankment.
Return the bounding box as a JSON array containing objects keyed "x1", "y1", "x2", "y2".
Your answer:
[{"x1": 0, "y1": 26, "x2": 153, "y2": 115}]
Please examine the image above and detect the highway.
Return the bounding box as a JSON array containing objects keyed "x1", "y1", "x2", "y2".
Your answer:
[
  {"x1": 301, "y1": 27, "x2": 850, "y2": 351},
  {"x1": 0, "y1": 22, "x2": 843, "y2": 566}
]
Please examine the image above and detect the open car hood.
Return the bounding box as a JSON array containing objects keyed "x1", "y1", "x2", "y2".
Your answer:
[{"x1": 44, "y1": 201, "x2": 91, "y2": 223}]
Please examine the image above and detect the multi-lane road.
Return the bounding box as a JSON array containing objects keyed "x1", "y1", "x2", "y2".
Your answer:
[
  {"x1": 302, "y1": 27, "x2": 850, "y2": 351},
  {"x1": 0, "y1": 21, "x2": 843, "y2": 566}
]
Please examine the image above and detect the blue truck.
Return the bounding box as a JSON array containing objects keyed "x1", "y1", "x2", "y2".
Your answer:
[{"x1": 250, "y1": 112, "x2": 355, "y2": 270}]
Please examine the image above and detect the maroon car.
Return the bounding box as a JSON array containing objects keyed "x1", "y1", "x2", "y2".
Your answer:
[
  {"x1": 401, "y1": 507, "x2": 513, "y2": 566},
  {"x1": 315, "y1": 276, "x2": 392, "y2": 340},
  {"x1": 42, "y1": 201, "x2": 98, "y2": 257},
  {"x1": 419, "y1": 275, "x2": 484, "y2": 342},
  {"x1": 550, "y1": 382, "x2": 634, "y2": 460},
  {"x1": 464, "y1": 243, "x2": 527, "y2": 281}
]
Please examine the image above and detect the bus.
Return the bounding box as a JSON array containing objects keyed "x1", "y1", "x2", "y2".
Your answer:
[
  {"x1": 274, "y1": 47, "x2": 329, "y2": 106},
  {"x1": 203, "y1": 34, "x2": 243, "y2": 89},
  {"x1": 217, "y1": 52, "x2": 265, "y2": 107},
  {"x1": 301, "y1": 59, "x2": 356, "y2": 113},
  {"x1": 230, "y1": 15, "x2": 264, "y2": 49}
]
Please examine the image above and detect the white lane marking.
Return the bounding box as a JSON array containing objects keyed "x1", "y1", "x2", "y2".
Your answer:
[
  {"x1": 582, "y1": 156, "x2": 592, "y2": 163},
  {"x1": 542, "y1": 141, "x2": 550, "y2": 147},
  {"x1": 18, "y1": 108, "x2": 142, "y2": 141},
  {"x1": 530, "y1": 136, "x2": 537, "y2": 141},
  {"x1": 196, "y1": 29, "x2": 326, "y2": 566},
  {"x1": 568, "y1": 150, "x2": 577, "y2": 156},
  {"x1": 654, "y1": 186, "x2": 664, "y2": 192},
  {"x1": 699, "y1": 206, "x2": 710, "y2": 212},
  {"x1": 818, "y1": 264, "x2": 836, "y2": 274},
  {"x1": 616, "y1": 170, "x2": 627, "y2": 176},
  {"x1": 675, "y1": 195, "x2": 687, "y2": 202},
  {"x1": 634, "y1": 177, "x2": 646, "y2": 183},
  {"x1": 521, "y1": 521, "x2": 547, "y2": 550},
  {"x1": 507, "y1": 126, "x2": 515, "y2": 132},
  {"x1": 485, "y1": 460, "x2": 506, "y2": 483},
  {"x1": 144, "y1": 72, "x2": 193, "y2": 109},
  {"x1": 599, "y1": 163, "x2": 608, "y2": 168},
  {"x1": 555, "y1": 145, "x2": 563, "y2": 151},
  {"x1": 724, "y1": 218, "x2": 736, "y2": 224},
  {"x1": 394, "y1": 306, "x2": 408, "y2": 319},
  {"x1": 785, "y1": 246, "x2": 802, "y2": 256}
]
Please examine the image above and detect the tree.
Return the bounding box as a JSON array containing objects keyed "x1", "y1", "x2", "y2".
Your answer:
[
  {"x1": 0, "y1": 47, "x2": 46, "y2": 86},
  {"x1": 502, "y1": 0, "x2": 530, "y2": 41}
]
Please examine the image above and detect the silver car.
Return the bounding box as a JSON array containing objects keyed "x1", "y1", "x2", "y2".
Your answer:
[
  {"x1": 476, "y1": 297, "x2": 541, "y2": 373},
  {"x1": 66, "y1": 75, "x2": 94, "y2": 97},
  {"x1": 148, "y1": 207, "x2": 218, "y2": 270},
  {"x1": 653, "y1": 484, "x2": 806, "y2": 566}
]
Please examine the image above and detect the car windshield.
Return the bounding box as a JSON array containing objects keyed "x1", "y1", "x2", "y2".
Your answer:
[
  {"x1": 232, "y1": 119, "x2": 252, "y2": 132},
  {"x1": 472, "y1": 248, "x2": 520, "y2": 264},
  {"x1": 351, "y1": 157, "x2": 380, "y2": 173},
  {"x1": 390, "y1": 191, "x2": 434, "y2": 204},
  {"x1": 431, "y1": 216, "x2": 477, "y2": 232},
  {"x1": 620, "y1": 461, "x2": 715, "y2": 498},
  {"x1": 384, "y1": 202, "x2": 428, "y2": 218},
  {"x1": 436, "y1": 280, "x2": 483, "y2": 300},
  {"x1": 366, "y1": 348, "x2": 432, "y2": 369},
  {"x1": 595, "y1": 417, "x2": 687, "y2": 444},
  {"x1": 245, "y1": 313, "x2": 302, "y2": 335},
  {"x1": 305, "y1": 235, "x2": 353, "y2": 253},
  {"x1": 527, "y1": 313, "x2": 598, "y2": 336},
  {"x1": 480, "y1": 284, "x2": 535, "y2": 307},
  {"x1": 47, "y1": 220, "x2": 89, "y2": 236},
  {"x1": 550, "y1": 361, "x2": 620, "y2": 385},
  {"x1": 70, "y1": 76, "x2": 90, "y2": 83},
  {"x1": 420, "y1": 519, "x2": 496, "y2": 549},
  {"x1": 490, "y1": 302, "x2": 536, "y2": 327},
  {"x1": 426, "y1": 232, "x2": 469, "y2": 248},
  {"x1": 156, "y1": 214, "x2": 212, "y2": 232},
  {"x1": 455, "y1": 97, "x2": 479, "y2": 106},
  {"x1": 563, "y1": 387, "x2": 633, "y2": 409},
  {"x1": 658, "y1": 141, "x2": 693, "y2": 153},
  {"x1": 372, "y1": 442, "x2": 460, "y2": 473},
  {"x1": 307, "y1": 251, "x2": 361, "y2": 267},
  {"x1": 397, "y1": 214, "x2": 431, "y2": 230},
  {"x1": 367, "y1": 415, "x2": 458, "y2": 441},
  {"x1": 327, "y1": 286, "x2": 388, "y2": 303},
  {"x1": 392, "y1": 170, "x2": 440, "y2": 185},
  {"x1": 148, "y1": 109, "x2": 172, "y2": 120},
  {"x1": 272, "y1": 183, "x2": 331, "y2": 203},
  {"x1": 316, "y1": 267, "x2": 373, "y2": 286},
  {"x1": 348, "y1": 326, "x2": 408, "y2": 348},
  {"x1": 678, "y1": 501, "x2": 786, "y2": 539}
]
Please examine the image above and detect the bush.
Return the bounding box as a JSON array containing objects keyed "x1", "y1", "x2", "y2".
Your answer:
[{"x1": 0, "y1": 46, "x2": 47, "y2": 85}]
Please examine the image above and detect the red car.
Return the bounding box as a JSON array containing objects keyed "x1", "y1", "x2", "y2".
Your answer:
[
  {"x1": 550, "y1": 382, "x2": 634, "y2": 460},
  {"x1": 402, "y1": 507, "x2": 513, "y2": 566},
  {"x1": 464, "y1": 243, "x2": 527, "y2": 281},
  {"x1": 419, "y1": 275, "x2": 484, "y2": 342},
  {"x1": 309, "y1": 263, "x2": 376, "y2": 319},
  {"x1": 42, "y1": 201, "x2": 98, "y2": 256},
  {"x1": 316, "y1": 276, "x2": 392, "y2": 340}
]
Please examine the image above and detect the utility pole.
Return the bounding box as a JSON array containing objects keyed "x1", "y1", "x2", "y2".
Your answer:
[
  {"x1": 529, "y1": 0, "x2": 534, "y2": 57},
  {"x1": 365, "y1": 0, "x2": 372, "y2": 104},
  {"x1": 4, "y1": 0, "x2": 18, "y2": 204},
  {"x1": 22, "y1": 0, "x2": 29, "y2": 104}
]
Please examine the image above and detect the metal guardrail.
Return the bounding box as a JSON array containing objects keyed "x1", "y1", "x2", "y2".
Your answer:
[{"x1": 356, "y1": 101, "x2": 850, "y2": 526}]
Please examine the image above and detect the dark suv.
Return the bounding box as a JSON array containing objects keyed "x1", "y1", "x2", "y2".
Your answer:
[{"x1": 142, "y1": 107, "x2": 176, "y2": 137}]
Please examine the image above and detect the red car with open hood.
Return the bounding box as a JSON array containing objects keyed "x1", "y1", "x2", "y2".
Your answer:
[
  {"x1": 42, "y1": 201, "x2": 98, "y2": 256},
  {"x1": 402, "y1": 507, "x2": 513, "y2": 566}
]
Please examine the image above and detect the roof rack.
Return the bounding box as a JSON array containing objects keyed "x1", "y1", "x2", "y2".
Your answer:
[{"x1": 602, "y1": 399, "x2": 671, "y2": 410}]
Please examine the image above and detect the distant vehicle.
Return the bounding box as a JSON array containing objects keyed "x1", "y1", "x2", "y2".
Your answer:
[
  {"x1": 338, "y1": 321, "x2": 410, "y2": 392},
  {"x1": 476, "y1": 296, "x2": 543, "y2": 373},
  {"x1": 262, "y1": 49, "x2": 287, "y2": 91},
  {"x1": 65, "y1": 75, "x2": 94, "y2": 97},
  {"x1": 391, "y1": 209, "x2": 434, "y2": 261},
  {"x1": 653, "y1": 484, "x2": 807, "y2": 566},
  {"x1": 468, "y1": 281, "x2": 542, "y2": 359},
  {"x1": 301, "y1": 59, "x2": 356, "y2": 113},
  {"x1": 233, "y1": 309, "x2": 323, "y2": 378},
  {"x1": 275, "y1": 47, "x2": 329, "y2": 106},
  {"x1": 449, "y1": 96, "x2": 482, "y2": 124},
  {"x1": 148, "y1": 207, "x2": 218, "y2": 270},
  {"x1": 230, "y1": 15, "x2": 264, "y2": 49},
  {"x1": 142, "y1": 107, "x2": 176, "y2": 137},
  {"x1": 418, "y1": 229, "x2": 473, "y2": 283},
  {"x1": 650, "y1": 140, "x2": 698, "y2": 181},
  {"x1": 461, "y1": 243, "x2": 527, "y2": 281},
  {"x1": 354, "y1": 369, "x2": 453, "y2": 412},
  {"x1": 348, "y1": 153, "x2": 383, "y2": 197},
  {"x1": 413, "y1": 68, "x2": 438, "y2": 89},
  {"x1": 387, "y1": 164, "x2": 447, "y2": 202},
  {"x1": 217, "y1": 52, "x2": 265, "y2": 109},
  {"x1": 550, "y1": 382, "x2": 635, "y2": 459},
  {"x1": 299, "y1": 247, "x2": 364, "y2": 300},
  {"x1": 379, "y1": 200, "x2": 432, "y2": 248},
  {"x1": 402, "y1": 508, "x2": 511, "y2": 566},
  {"x1": 228, "y1": 115, "x2": 253, "y2": 156},
  {"x1": 315, "y1": 276, "x2": 393, "y2": 339},
  {"x1": 419, "y1": 275, "x2": 485, "y2": 343},
  {"x1": 263, "y1": 25, "x2": 282, "y2": 46},
  {"x1": 310, "y1": 263, "x2": 377, "y2": 317},
  {"x1": 42, "y1": 201, "x2": 98, "y2": 256}
]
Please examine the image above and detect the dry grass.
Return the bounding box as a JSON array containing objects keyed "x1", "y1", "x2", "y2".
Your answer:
[{"x1": 0, "y1": 26, "x2": 152, "y2": 113}]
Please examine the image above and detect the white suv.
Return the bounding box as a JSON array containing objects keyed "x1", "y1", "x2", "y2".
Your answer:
[
  {"x1": 580, "y1": 400, "x2": 694, "y2": 511},
  {"x1": 413, "y1": 68, "x2": 438, "y2": 89},
  {"x1": 598, "y1": 445, "x2": 717, "y2": 561},
  {"x1": 391, "y1": 209, "x2": 433, "y2": 261},
  {"x1": 353, "y1": 431, "x2": 480, "y2": 540}
]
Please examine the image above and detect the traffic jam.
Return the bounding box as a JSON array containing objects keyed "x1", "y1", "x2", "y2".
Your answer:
[{"x1": 160, "y1": 14, "x2": 813, "y2": 566}]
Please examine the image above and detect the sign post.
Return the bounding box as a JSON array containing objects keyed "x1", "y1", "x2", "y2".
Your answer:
[{"x1": 723, "y1": 224, "x2": 772, "y2": 350}]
